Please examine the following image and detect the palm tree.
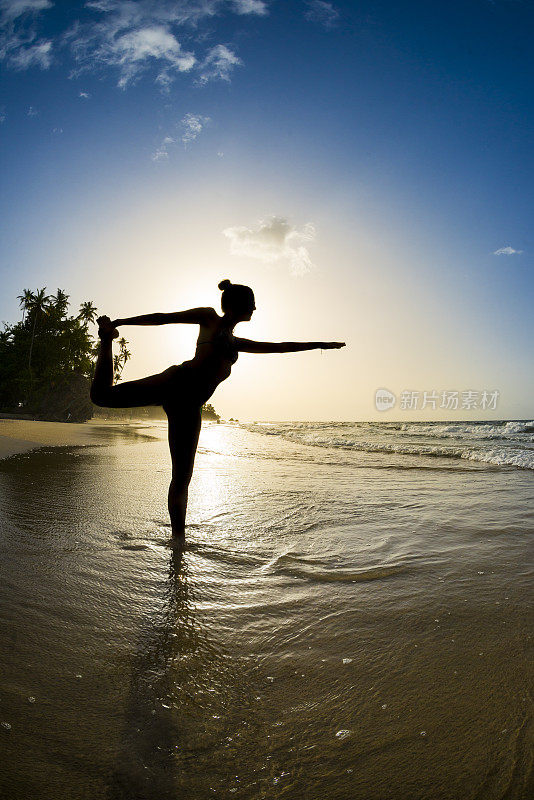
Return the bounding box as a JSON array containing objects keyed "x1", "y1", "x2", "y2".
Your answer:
[
  {"x1": 17, "y1": 289, "x2": 34, "y2": 323},
  {"x1": 27, "y1": 288, "x2": 50, "y2": 373},
  {"x1": 2, "y1": 286, "x2": 110, "y2": 419},
  {"x1": 118, "y1": 337, "x2": 131, "y2": 361},
  {"x1": 51, "y1": 289, "x2": 70, "y2": 316},
  {"x1": 113, "y1": 337, "x2": 131, "y2": 382},
  {"x1": 78, "y1": 301, "x2": 98, "y2": 326}
]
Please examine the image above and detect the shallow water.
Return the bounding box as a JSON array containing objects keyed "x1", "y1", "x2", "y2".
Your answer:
[{"x1": 0, "y1": 421, "x2": 533, "y2": 799}]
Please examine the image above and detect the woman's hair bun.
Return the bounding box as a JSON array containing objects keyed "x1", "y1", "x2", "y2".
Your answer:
[{"x1": 218, "y1": 279, "x2": 232, "y2": 291}]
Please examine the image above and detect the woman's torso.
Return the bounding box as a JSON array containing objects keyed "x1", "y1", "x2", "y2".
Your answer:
[
  {"x1": 187, "y1": 315, "x2": 239, "y2": 385},
  {"x1": 164, "y1": 314, "x2": 239, "y2": 411}
]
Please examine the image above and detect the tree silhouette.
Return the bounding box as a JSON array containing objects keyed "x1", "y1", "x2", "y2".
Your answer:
[
  {"x1": 1, "y1": 287, "x2": 100, "y2": 421},
  {"x1": 78, "y1": 301, "x2": 98, "y2": 326},
  {"x1": 51, "y1": 289, "x2": 70, "y2": 316},
  {"x1": 27, "y1": 288, "x2": 50, "y2": 374},
  {"x1": 17, "y1": 288, "x2": 34, "y2": 323},
  {"x1": 113, "y1": 337, "x2": 131, "y2": 381}
]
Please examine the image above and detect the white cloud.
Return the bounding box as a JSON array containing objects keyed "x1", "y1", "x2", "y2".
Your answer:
[
  {"x1": 26, "y1": 104, "x2": 38, "y2": 115},
  {"x1": 83, "y1": 0, "x2": 216, "y2": 30},
  {"x1": 181, "y1": 112, "x2": 210, "y2": 145},
  {"x1": 151, "y1": 134, "x2": 174, "y2": 162},
  {"x1": 304, "y1": 1, "x2": 339, "y2": 29},
  {"x1": 151, "y1": 112, "x2": 210, "y2": 160},
  {"x1": 1, "y1": 1, "x2": 265, "y2": 87},
  {"x1": 118, "y1": 27, "x2": 195, "y2": 88},
  {"x1": 493, "y1": 246, "x2": 523, "y2": 255},
  {"x1": 223, "y1": 216, "x2": 316, "y2": 276},
  {"x1": 197, "y1": 43, "x2": 241, "y2": 84},
  {"x1": 67, "y1": 18, "x2": 196, "y2": 89},
  {"x1": 0, "y1": 0, "x2": 52, "y2": 22},
  {"x1": 232, "y1": 0, "x2": 268, "y2": 15},
  {"x1": 65, "y1": 1, "x2": 258, "y2": 89},
  {"x1": 9, "y1": 37, "x2": 50, "y2": 66},
  {"x1": 79, "y1": 90, "x2": 90, "y2": 98},
  {"x1": 0, "y1": 0, "x2": 53, "y2": 70}
]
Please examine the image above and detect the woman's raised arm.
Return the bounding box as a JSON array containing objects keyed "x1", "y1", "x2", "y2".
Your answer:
[
  {"x1": 234, "y1": 338, "x2": 345, "y2": 354},
  {"x1": 111, "y1": 307, "x2": 217, "y2": 327}
]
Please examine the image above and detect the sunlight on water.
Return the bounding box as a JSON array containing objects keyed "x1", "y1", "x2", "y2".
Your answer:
[{"x1": 0, "y1": 421, "x2": 533, "y2": 799}]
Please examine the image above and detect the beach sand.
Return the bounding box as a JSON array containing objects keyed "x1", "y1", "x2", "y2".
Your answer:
[
  {"x1": 0, "y1": 420, "x2": 532, "y2": 799},
  {"x1": 0, "y1": 418, "x2": 158, "y2": 460}
]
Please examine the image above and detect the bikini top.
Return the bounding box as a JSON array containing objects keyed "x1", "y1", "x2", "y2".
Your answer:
[{"x1": 196, "y1": 329, "x2": 239, "y2": 364}]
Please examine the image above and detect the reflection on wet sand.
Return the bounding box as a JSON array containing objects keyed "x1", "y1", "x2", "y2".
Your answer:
[
  {"x1": 109, "y1": 546, "x2": 190, "y2": 799},
  {"x1": 0, "y1": 425, "x2": 533, "y2": 800}
]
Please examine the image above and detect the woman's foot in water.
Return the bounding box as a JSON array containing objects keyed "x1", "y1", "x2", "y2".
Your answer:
[
  {"x1": 168, "y1": 533, "x2": 186, "y2": 549},
  {"x1": 97, "y1": 315, "x2": 119, "y2": 341}
]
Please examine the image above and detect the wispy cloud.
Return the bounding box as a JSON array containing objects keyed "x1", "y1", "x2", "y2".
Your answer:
[
  {"x1": 26, "y1": 104, "x2": 38, "y2": 115},
  {"x1": 9, "y1": 37, "x2": 50, "y2": 66},
  {"x1": 181, "y1": 112, "x2": 210, "y2": 145},
  {"x1": 223, "y1": 216, "x2": 316, "y2": 276},
  {"x1": 0, "y1": 0, "x2": 53, "y2": 70},
  {"x1": 304, "y1": 1, "x2": 339, "y2": 29},
  {"x1": 0, "y1": 0, "x2": 52, "y2": 22},
  {"x1": 197, "y1": 44, "x2": 241, "y2": 84},
  {"x1": 151, "y1": 134, "x2": 174, "y2": 162},
  {"x1": 67, "y1": 20, "x2": 196, "y2": 89},
  {"x1": 64, "y1": 1, "x2": 259, "y2": 89},
  {"x1": 1, "y1": 1, "x2": 266, "y2": 89},
  {"x1": 493, "y1": 246, "x2": 523, "y2": 255},
  {"x1": 78, "y1": 90, "x2": 91, "y2": 98},
  {"x1": 151, "y1": 112, "x2": 210, "y2": 160},
  {"x1": 0, "y1": 105, "x2": 6, "y2": 122},
  {"x1": 232, "y1": 0, "x2": 268, "y2": 15}
]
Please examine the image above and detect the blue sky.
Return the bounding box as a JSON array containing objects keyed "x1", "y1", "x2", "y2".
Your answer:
[{"x1": 0, "y1": 0, "x2": 532, "y2": 420}]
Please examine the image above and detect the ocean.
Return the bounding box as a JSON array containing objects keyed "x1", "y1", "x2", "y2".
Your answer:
[{"x1": 1, "y1": 419, "x2": 533, "y2": 799}]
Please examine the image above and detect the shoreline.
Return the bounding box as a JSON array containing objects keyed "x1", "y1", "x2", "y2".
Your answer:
[{"x1": 0, "y1": 418, "x2": 160, "y2": 461}]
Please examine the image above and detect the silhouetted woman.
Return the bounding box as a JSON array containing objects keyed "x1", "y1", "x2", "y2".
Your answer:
[{"x1": 91, "y1": 279, "x2": 345, "y2": 542}]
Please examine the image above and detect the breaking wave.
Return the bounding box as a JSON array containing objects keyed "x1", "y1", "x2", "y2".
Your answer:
[{"x1": 241, "y1": 420, "x2": 534, "y2": 470}]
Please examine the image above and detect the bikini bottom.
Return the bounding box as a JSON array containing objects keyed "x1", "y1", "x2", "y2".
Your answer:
[{"x1": 161, "y1": 362, "x2": 217, "y2": 414}]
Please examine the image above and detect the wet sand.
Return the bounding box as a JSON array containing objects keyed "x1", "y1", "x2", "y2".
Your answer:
[
  {"x1": 1, "y1": 421, "x2": 533, "y2": 799},
  {"x1": 0, "y1": 419, "x2": 158, "y2": 460}
]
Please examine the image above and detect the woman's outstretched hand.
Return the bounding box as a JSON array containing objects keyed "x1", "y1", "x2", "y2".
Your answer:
[
  {"x1": 320, "y1": 342, "x2": 346, "y2": 349},
  {"x1": 97, "y1": 315, "x2": 119, "y2": 340}
]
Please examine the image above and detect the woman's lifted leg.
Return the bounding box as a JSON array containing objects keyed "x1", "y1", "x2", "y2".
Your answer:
[{"x1": 91, "y1": 316, "x2": 171, "y2": 408}]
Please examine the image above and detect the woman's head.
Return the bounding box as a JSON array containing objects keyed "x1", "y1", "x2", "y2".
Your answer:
[{"x1": 218, "y1": 279, "x2": 255, "y2": 320}]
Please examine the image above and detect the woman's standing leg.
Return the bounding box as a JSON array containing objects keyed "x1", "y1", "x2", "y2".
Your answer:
[{"x1": 166, "y1": 405, "x2": 202, "y2": 541}]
